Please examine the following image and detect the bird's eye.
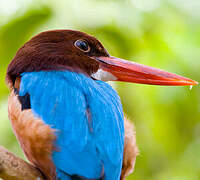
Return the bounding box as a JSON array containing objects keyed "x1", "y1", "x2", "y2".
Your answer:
[{"x1": 74, "y1": 39, "x2": 90, "y2": 52}]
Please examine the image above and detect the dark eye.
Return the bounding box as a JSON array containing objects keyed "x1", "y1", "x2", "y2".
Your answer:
[{"x1": 74, "y1": 39, "x2": 90, "y2": 52}]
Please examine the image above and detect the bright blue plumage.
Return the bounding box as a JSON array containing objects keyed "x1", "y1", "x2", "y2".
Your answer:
[{"x1": 19, "y1": 71, "x2": 124, "y2": 180}]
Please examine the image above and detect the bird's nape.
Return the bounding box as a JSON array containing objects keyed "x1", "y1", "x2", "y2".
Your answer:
[{"x1": 92, "y1": 56, "x2": 198, "y2": 86}]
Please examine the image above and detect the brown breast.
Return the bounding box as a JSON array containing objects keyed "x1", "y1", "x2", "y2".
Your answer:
[{"x1": 8, "y1": 88, "x2": 57, "y2": 180}]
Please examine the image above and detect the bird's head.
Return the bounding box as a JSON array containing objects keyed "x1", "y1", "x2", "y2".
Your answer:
[{"x1": 6, "y1": 29, "x2": 198, "y2": 87}]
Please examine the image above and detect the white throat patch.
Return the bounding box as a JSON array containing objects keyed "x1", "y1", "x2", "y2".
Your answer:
[{"x1": 91, "y1": 69, "x2": 117, "y2": 81}]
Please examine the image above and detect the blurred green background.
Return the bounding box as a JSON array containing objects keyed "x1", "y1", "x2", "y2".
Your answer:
[{"x1": 0, "y1": 0, "x2": 200, "y2": 179}]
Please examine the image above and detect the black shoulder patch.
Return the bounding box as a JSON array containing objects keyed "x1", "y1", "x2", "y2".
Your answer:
[
  {"x1": 14, "y1": 87, "x2": 19, "y2": 95},
  {"x1": 18, "y1": 93, "x2": 31, "y2": 110}
]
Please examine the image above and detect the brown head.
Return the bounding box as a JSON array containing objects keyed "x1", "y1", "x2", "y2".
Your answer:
[
  {"x1": 6, "y1": 29, "x2": 198, "y2": 88},
  {"x1": 6, "y1": 30, "x2": 109, "y2": 86}
]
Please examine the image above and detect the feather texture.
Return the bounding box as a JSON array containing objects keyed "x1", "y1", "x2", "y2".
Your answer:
[{"x1": 19, "y1": 71, "x2": 124, "y2": 180}]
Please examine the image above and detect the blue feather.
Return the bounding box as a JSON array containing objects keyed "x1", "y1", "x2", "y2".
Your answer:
[{"x1": 19, "y1": 71, "x2": 124, "y2": 180}]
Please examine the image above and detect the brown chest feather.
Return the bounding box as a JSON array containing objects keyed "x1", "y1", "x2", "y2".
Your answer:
[{"x1": 8, "y1": 90, "x2": 57, "y2": 180}]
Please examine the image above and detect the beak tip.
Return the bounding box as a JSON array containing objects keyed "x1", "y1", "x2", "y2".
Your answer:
[
  {"x1": 193, "y1": 81, "x2": 199, "y2": 85},
  {"x1": 185, "y1": 79, "x2": 198, "y2": 86}
]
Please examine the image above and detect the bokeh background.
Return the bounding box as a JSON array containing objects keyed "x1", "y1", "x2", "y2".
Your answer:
[{"x1": 0, "y1": 0, "x2": 200, "y2": 179}]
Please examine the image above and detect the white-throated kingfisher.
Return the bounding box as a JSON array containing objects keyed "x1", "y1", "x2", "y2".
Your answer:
[{"x1": 6, "y1": 30, "x2": 198, "y2": 180}]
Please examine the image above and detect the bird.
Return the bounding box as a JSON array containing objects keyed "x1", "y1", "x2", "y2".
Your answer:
[{"x1": 6, "y1": 29, "x2": 198, "y2": 180}]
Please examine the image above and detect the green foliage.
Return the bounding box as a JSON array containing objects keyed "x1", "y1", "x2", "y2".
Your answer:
[{"x1": 0, "y1": 0, "x2": 199, "y2": 179}]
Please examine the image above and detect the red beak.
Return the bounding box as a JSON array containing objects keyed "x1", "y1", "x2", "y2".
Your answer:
[{"x1": 94, "y1": 56, "x2": 198, "y2": 86}]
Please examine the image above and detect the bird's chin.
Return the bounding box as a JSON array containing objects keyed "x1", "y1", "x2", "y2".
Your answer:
[{"x1": 91, "y1": 68, "x2": 117, "y2": 81}]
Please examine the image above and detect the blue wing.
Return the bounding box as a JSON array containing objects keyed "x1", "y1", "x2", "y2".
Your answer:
[{"x1": 19, "y1": 71, "x2": 124, "y2": 180}]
